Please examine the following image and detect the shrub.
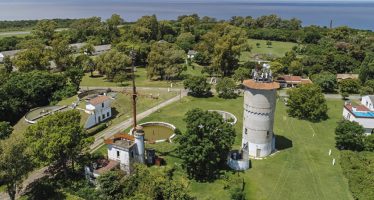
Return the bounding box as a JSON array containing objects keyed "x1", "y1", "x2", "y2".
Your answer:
[{"x1": 216, "y1": 77, "x2": 238, "y2": 99}]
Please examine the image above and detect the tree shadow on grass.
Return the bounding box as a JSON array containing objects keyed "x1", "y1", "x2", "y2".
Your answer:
[
  {"x1": 275, "y1": 135, "x2": 293, "y2": 151},
  {"x1": 23, "y1": 176, "x2": 66, "y2": 200}
]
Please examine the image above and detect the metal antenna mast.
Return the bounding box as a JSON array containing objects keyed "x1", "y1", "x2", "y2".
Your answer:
[{"x1": 130, "y1": 48, "x2": 137, "y2": 133}]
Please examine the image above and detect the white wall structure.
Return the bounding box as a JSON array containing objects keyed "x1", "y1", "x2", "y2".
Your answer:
[
  {"x1": 361, "y1": 95, "x2": 374, "y2": 111},
  {"x1": 0, "y1": 53, "x2": 4, "y2": 62},
  {"x1": 343, "y1": 102, "x2": 374, "y2": 135},
  {"x1": 242, "y1": 79, "x2": 280, "y2": 158},
  {"x1": 85, "y1": 95, "x2": 112, "y2": 129}
]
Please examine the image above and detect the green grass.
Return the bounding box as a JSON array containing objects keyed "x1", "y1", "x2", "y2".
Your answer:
[
  {"x1": 103, "y1": 95, "x2": 352, "y2": 200},
  {"x1": 80, "y1": 65, "x2": 205, "y2": 88},
  {"x1": 0, "y1": 32, "x2": 30, "y2": 39},
  {"x1": 240, "y1": 39, "x2": 297, "y2": 62}
]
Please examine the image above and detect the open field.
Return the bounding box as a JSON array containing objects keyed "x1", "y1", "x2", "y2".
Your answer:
[
  {"x1": 240, "y1": 39, "x2": 297, "y2": 62},
  {"x1": 80, "y1": 65, "x2": 205, "y2": 88},
  {"x1": 93, "y1": 95, "x2": 352, "y2": 200}
]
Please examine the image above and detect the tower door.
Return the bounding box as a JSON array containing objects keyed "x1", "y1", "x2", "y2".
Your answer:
[{"x1": 256, "y1": 149, "x2": 261, "y2": 157}]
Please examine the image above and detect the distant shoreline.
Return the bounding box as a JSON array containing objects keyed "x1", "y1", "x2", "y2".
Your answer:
[{"x1": 0, "y1": 1, "x2": 373, "y2": 30}]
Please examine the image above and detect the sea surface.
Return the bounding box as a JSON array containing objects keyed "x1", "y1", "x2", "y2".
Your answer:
[{"x1": 0, "y1": 0, "x2": 373, "y2": 30}]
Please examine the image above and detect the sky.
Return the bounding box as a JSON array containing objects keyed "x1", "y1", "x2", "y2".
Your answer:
[{"x1": 2, "y1": 0, "x2": 374, "y2": 2}]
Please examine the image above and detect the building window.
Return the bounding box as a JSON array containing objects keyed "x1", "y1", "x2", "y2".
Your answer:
[
  {"x1": 98, "y1": 116, "x2": 101, "y2": 122},
  {"x1": 347, "y1": 113, "x2": 351, "y2": 120},
  {"x1": 245, "y1": 128, "x2": 248, "y2": 135},
  {"x1": 102, "y1": 114, "x2": 105, "y2": 119},
  {"x1": 102, "y1": 103, "x2": 104, "y2": 108},
  {"x1": 107, "y1": 112, "x2": 110, "y2": 117},
  {"x1": 267, "y1": 131, "x2": 270, "y2": 137},
  {"x1": 117, "y1": 151, "x2": 120, "y2": 158}
]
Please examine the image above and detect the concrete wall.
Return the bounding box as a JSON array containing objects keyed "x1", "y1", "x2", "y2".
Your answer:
[{"x1": 242, "y1": 87, "x2": 277, "y2": 158}]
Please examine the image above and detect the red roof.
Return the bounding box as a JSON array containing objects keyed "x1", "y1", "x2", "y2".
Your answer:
[
  {"x1": 345, "y1": 104, "x2": 370, "y2": 112},
  {"x1": 94, "y1": 160, "x2": 119, "y2": 175},
  {"x1": 283, "y1": 75, "x2": 302, "y2": 82},
  {"x1": 89, "y1": 95, "x2": 110, "y2": 105},
  {"x1": 277, "y1": 75, "x2": 312, "y2": 84}
]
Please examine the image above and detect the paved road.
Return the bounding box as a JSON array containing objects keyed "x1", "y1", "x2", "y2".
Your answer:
[
  {"x1": 90, "y1": 90, "x2": 187, "y2": 152},
  {"x1": 80, "y1": 86, "x2": 183, "y2": 92},
  {"x1": 278, "y1": 90, "x2": 361, "y2": 100}
]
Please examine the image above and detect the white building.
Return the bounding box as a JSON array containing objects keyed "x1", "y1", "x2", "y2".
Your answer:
[
  {"x1": 84, "y1": 95, "x2": 112, "y2": 129},
  {"x1": 361, "y1": 95, "x2": 374, "y2": 111},
  {"x1": 0, "y1": 53, "x2": 4, "y2": 62},
  {"x1": 187, "y1": 50, "x2": 197, "y2": 59},
  {"x1": 343, "y1": 101, "x2": 374, "y2": 135}
]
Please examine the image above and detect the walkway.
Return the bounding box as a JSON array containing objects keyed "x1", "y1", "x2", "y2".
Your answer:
[{"x1": 90, "y1": 90, "x2": 187, "y2": 152}]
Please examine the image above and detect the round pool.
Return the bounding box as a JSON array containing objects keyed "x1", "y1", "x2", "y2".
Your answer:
[{"x1": 129, "y1": 122, "x2": 176, "y2": 143}]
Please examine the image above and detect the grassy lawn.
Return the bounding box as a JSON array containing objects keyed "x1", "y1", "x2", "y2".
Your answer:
[
  {"x1": 240, "y1": 39, "x2": 297, "y2": 62},
  {"x1": 94, "y1": 95, "x2": 352, "y2": 200},
  {"x1": 80, "y1": 65, "x2": 205, "y2": 88}
]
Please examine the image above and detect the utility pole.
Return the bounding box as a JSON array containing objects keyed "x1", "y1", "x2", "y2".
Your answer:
[{"x1": 130, "y1": 48, "x2": 137, "y2": 133}]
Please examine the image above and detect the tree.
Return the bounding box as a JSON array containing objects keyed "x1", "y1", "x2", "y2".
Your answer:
[
  {"x1": 3, "y1": 55, "x2": 13, "y2": 73},
  {"x1": 97, "y1": 171, "x2": 125, "y2": 200},
  {"x1": 176, "y1": 32, "x2": 195, "y2": 52},
  {"x1": 359, "y1": 58, "x2": 374, "y2": 84},
  {"x1": 0, "y1": 136, "x2": 33, "y2": 200},
  {"x1": 210, "y1": 24, "x2": 247, "y2": 76},
  {"x1": 75, "y1": 54, "x2": 95, "y2": 77},
  {"x1": 13, "y1": 39, "x2": 50, "y2": 72},
  {"x1": 311, "y1": 71, "x2": 337, "y2": 93},
  {"x1": 339, "y1": 79, "x2": 361, "y2": 94},
  {"x1": 335, "y1": 120, "x2": 365, "y2": 151},
  {"x1": 181, "y1": 16, "x2": 197, "y2": 33},
  {"x1": 32, "y1": 19, "x2": 57, "y2": 44},
  {"x1": 289, "y1": 60, "x2": 303, "y2": 76},
  {"x1": 287, "y1": 84, "x2": 328, "y2": 121},
  {"x1": 270, "y1": 61, "x2": 284, "y2": 77},
  {"x1": 65, "y1": 66, "x2": 84, "y2": 90},
  {"x1": 216, "y1": 77, "x2": 237, "y2": 99},
  {"x1": 256, "y1": 43, "x2": 260, "y2": 48},
  {"x1": 364, "y1": 134, "x2": 374, "y2": 152},
  {"x1": 183, "y1": 76, "x2": 211, "y2": 97},
  {"x1": 230, "y1": 187, "x2": 246, "y2": 200},
  {"x1": 50, "y1": 37, "x2": 74, "y2": 71},
  {"x1": 177, "y1": 108, "x2": 236, "y2": 180},
  {"x1": 147, "y1": 41, "x2": 186, "y2": 80},
  {"x1": 266, "y1": 40, "x2": 272, "y2": 48},
  {"x1": 0, "y1": 121, "x2": 13, "y2": 140},
  {"x1": 25, "y1": 110, "x2": 93, "y2": 177},
  {"x1": 0, "y1": 71, "x2": 67, "y2": 123},
  {"x1": 80, "y1": 42, "x2": 95, "y2": 56},
  {"x1": 233, "y1": 67, "x2": 251, "y2": 82},
  {"x1": 132, "y1": 15, "x2": 159, "y2": 41},
  {"x1": 96, "y1": 49, "x2": 131, "y2": 81},
  {"x1": 106, "y1": 14, "x2": 124, "y2": 41}
]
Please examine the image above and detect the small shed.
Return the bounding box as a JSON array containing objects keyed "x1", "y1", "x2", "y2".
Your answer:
[
  {"x1": 0, "y1": 53, "x2": 4, "y2": 63},
  {"x1": 187, "y1": 50, "x2": 197, "y2": 59}
]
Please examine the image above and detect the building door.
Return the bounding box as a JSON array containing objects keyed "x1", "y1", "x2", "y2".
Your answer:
[{"x1": 256, "y1": 149, "x2": 261, "y2": 157}]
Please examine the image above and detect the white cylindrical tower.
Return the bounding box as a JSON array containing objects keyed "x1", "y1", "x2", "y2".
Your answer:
[
  {"x1": 242, "y1": 79, "x2": 279, "y2": 158},
  {"x1": 134, "y1": 125, "x2": 145, "y2": 164}
]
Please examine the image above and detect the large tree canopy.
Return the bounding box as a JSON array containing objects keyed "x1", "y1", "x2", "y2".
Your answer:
[
  {"x1": 177, "y1": 108, "x2": 236, "y2": 181},
  {"x1": 287, "y1": 84, "x2": 328, "y2": 121},
  {"x1": 95, "y1": 49, "x2": 132, "y2": 81},
  {"x1": 311, "y1": 71, "x2": 337, "y2": 93},
  {"x1": 25, "y1": 110, "x2": 93, "y2": 176},
  {"x1": 0, "y1": 136, "x2": 33, "y2": 200},
  {"x1": 147, "y1": 41, "x2": 186, "y2": 80},
  {"x1": 335, "y1": 120, "x2": 365, "y2": 151}
]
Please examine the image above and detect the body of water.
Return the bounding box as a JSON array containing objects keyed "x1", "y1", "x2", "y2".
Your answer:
[{"x1": 0, "y1": 1, "x2": 373, "y2": 30}]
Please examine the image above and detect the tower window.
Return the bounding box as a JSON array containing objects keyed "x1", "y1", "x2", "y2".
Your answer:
[
  {"x1": 117, "y1": 151, "x2": 120, "y2": 158},
  {"x1": 245, "y1": 128, "x2": 248, "y2": 135},
  {"x1": 131, "y1": 151, "x2": 134, "y2": 158},
  {"x1": 102, "y1": 103, "x2": 104, "y2": 108}
]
